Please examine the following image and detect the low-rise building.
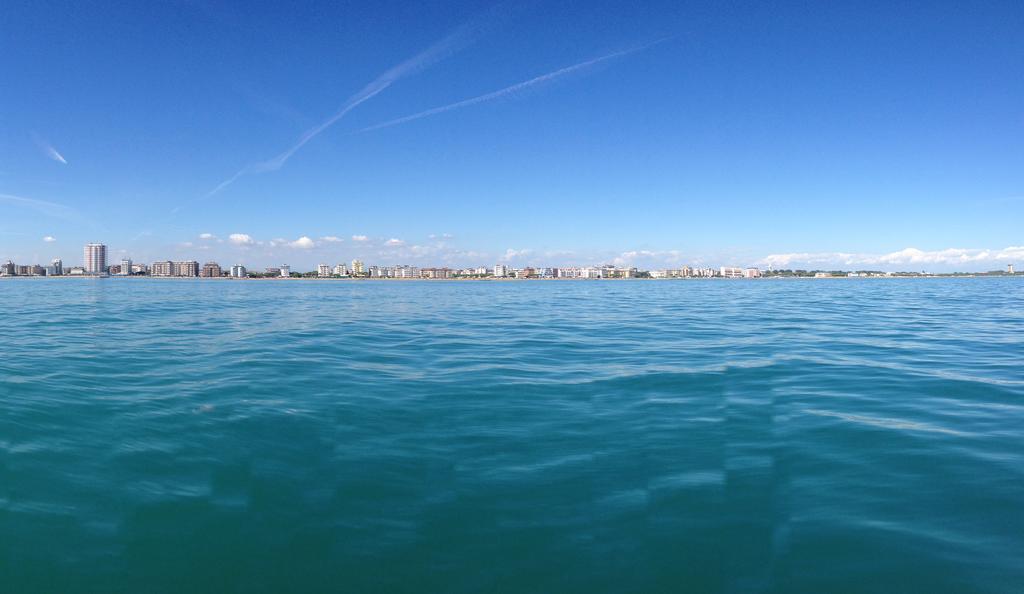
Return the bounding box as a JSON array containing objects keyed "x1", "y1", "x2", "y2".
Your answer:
[
  {"x1": 16, "y1": 264, "x2": 46, "y2": 276},
  {"x1": 421, "y1": 267, "x2": 451, "y2": 279}
]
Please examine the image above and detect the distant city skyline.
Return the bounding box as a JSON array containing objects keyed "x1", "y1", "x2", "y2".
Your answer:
[
  {"x1": 1, "y1": 233, "x2": 1021, "y2": 273},
  {"x1": 2, "y1": 2, "x2": 1021, "y2": 271},
  {"x1": 1, "y1": 240, "x2": 1020, "y2": 277}
]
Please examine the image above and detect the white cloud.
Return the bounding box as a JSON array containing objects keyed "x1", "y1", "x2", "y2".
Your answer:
[
  {"x1": 290, "y1": 236, "x2": 316, "y2": 249},
  {"x1": 761, "y1": 246, "x2": 1024, "y2": 270},
  {"x1": 42, "y1": 235, "x2": 56, "y2": 242},
  {"x1": 610, "y1": 249, "x2": 685, "y2": 267},
  {"x1": 501, "y1": 248, "x2": 534, "y2": 262},
  {"x1": 351, "y1": 235, "x2": 368, "y2": 242},
  {"x1": 320, "y1": 236, "x2": 343, "y2": 243},
  {"x1": 229, "y1": 233, "x2": 255, "y2": 246},
  {"x1": 384, "y1": 238, "x2": 404, "y2": 247},
  {"x1": 199, "y1": 232, "x2": 216, "y2": 240}
]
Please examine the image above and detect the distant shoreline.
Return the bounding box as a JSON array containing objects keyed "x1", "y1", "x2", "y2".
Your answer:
[{"x1": 1, "y1": 274, "x2": 1018, "y2": 281}]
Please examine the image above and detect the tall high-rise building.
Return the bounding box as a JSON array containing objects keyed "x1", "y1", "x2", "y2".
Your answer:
[
  {"x1": 51, "y1": 258, "x2": 63, "y2": 276},
  {"x1": 84, "y1": 243, "x2": 107, "y2": 274}
]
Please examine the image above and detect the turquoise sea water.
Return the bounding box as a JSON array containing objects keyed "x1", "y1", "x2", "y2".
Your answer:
[{"x1": 1, "y1": 277, "x2": 1022, "y2": 593}]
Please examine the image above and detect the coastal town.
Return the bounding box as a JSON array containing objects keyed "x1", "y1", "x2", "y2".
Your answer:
[{"x1": 0, "y1": 243, "x2": 1017, "y2": 280}]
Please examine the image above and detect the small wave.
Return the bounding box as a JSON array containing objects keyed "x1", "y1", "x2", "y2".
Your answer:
[{"x1": 803, "y1": 408, "x2": 969, "y2": 436}]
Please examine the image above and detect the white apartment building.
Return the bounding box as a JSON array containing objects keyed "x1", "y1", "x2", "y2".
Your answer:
[
  {"x1": 317, "y1": 264, "x2": 331, "y2": 277},
  {"x1": 720, "y1": 267, "x2": 744, "y2": 278},
  {"x1": 493, "y1": 264, "x2": 508, "y2": 277},
  {"x1": 230, "y1": 265, "x2": 247, "y2": 278},
  {"x1": 394, "y1": 265, "x2": 419, "y2": 279},
  {"x1": 333, "y1": 264, "x2": 348, "y2": 276},
  {"x1": 351, "y1": 260, "x2": 365, "y2": 275},
  {"x1": 279, "y1": 265, "x2": 291, "y2": 277},
  {"x1": 743, "y1": 268, "x2": 761, "y2": 278},
  {"x1": 120, "y1": 258, "x2": 133, "y2": 275}
]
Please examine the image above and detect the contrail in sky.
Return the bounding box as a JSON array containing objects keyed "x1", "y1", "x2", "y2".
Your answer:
[
  {"x1": 0, "y1": 193, "x2": 84, "y2": 223},
  {"x1": 359, "y1": 40, "x2": 668, "y2": 133},
  {"x1": 32, "y1": 133, "x2": 68, "y2": 164},
  {"x1": 206, "y1": 18, "x2": 493, "y2": 197}
]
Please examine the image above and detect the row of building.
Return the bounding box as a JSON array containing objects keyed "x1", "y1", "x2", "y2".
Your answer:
[{"x1": 1, "y1": 243, "x2": 766, "y2": 279}]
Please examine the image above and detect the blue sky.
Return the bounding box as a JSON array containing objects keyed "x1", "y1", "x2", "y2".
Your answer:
[{"x1": 1, "y1": 0, "x2": 1021, "y2": 270}]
